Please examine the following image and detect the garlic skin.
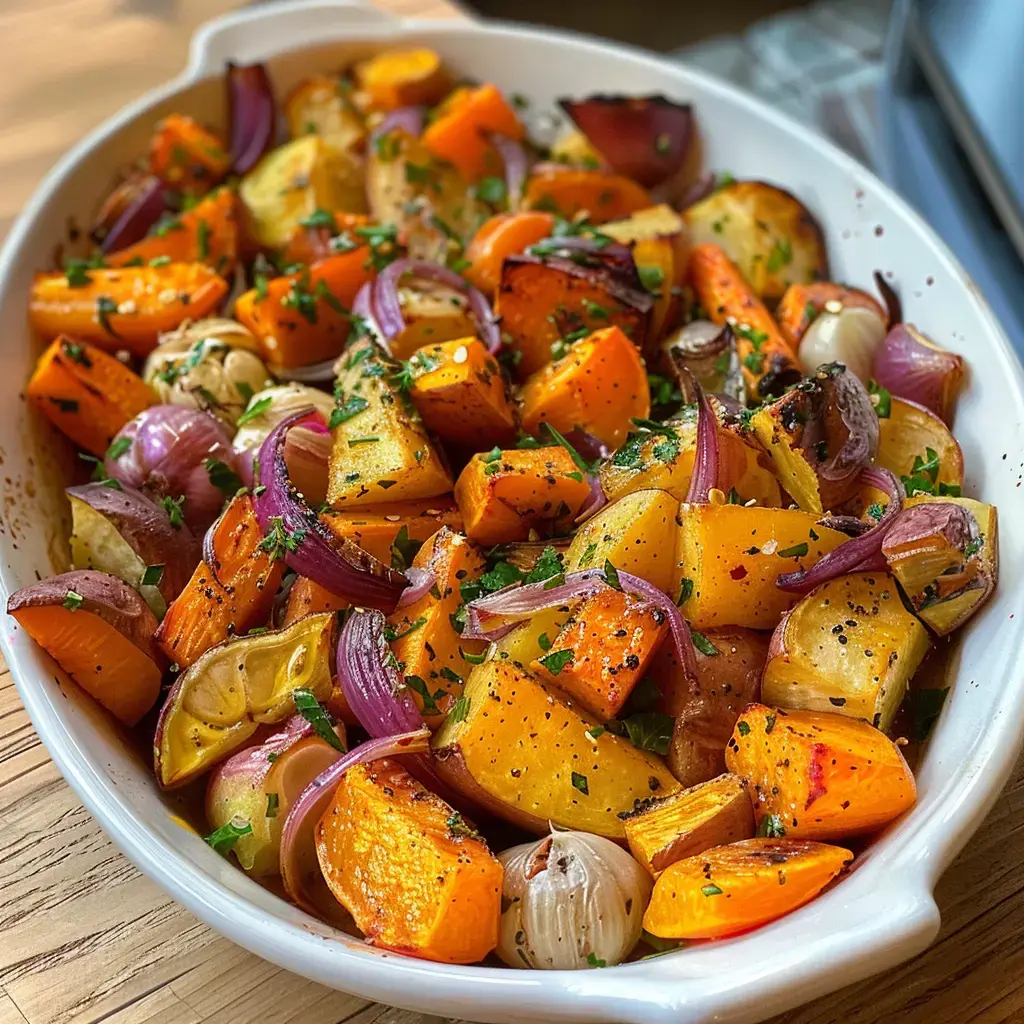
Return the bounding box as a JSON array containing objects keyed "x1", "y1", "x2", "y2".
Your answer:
[
  {"x1": 144, "y1": 318, "x2": 271, "y2": 427},
  {"x1": 798, "y1": 306, "x2": 888, "y2": 383},
  {"x1": 497, "y1": 830, "x2": 652, "y2": 970},
  {"x1": 231, "y1": 383, "x2": 336, "y2": 452}
]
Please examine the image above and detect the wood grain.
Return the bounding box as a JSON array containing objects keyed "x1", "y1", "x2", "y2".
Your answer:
[{"x1": 1, "y1": 2, "x2": 1023, "y2": 1023}]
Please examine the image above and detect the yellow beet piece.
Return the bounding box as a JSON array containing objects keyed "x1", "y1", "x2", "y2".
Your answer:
[
  {"x1": 317, "y1": 759, "x2": 502, "y2": 963},
  {"x1": 673, "y1": 504, "x2": 847, "y2": 629}
]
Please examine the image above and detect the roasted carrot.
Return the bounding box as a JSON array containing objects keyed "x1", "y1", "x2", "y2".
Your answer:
[
  {"x1": 523, "y1": 167, "x2": 651, "y2": 223},
  {"x1": 282, "y1": 576, "x2": 350, "y2": 627},
  {"x1": 282, "y1": 212, "x2": 373, "y2": 265},
  {"x1": 106, "y1": 188, "x2": 238, "y2": 274},
  {"x1": 148, "y1": 113, "x2": 230, "y2": 193},
  {"x1": 26, "y1": 337, "x2": 155, "y2": 456},
  {"x1": 155, "y1": 493, "x2": 283, "y2": 668},
  {"x1": 29, "y1": 263, "x2": 229, "y2": 358},
  {"x1": 688, "y1": 242, "x2": 801, "y2": 400},
  {"x1": 355, "y1": 48, "x2": 452, "y2": 111},
  {"x1": 319, "y1": 500, "x2": 464, "y2": 564},
  {"x1": 463, "y1": 212, "x2": 555, "y2": 297},
  {"x1": 422, "y1": 84, "x2": 524, "y2": 181},
  {"x1": 775, "y1": 281, "x2": 888, "y2": 349}
]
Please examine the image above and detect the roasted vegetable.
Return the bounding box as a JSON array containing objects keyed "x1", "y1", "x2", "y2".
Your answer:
[
  {"x1": 26, "y1": 337, "x2": 155, "y2": 457},
  {"x1": 284, "y1": 75, "x2": 366, "y2": 153},
  {"x1": 29, "y1": 263, "x2": 228, "y2": 358},
  {"x1": 531, "y1": 587, "x2": 668, "y2": 720},
  {"x1": 355, "y1": 48, "x2": 451, "y2": 111},
  {"x1": 523, "y1": 167, "x2": 650, "y2": 222},
  {"x1": 317, "y1": 759, "x2": 502, "y2": 963},
  {"x1": 726, "y1": 704, "x2": 916, "y2": 839},
  {"x1": 883, "y1": 496, "x2": 997, "y2": 635},
  {"x1": 871, "y1": 395, "x2": 964, "y2": 497},
  {"x1": 8, "y1": 569, "x2": 163, "y2": 726},
  {"x1": 148, "y1": 114, "x2": 230, "y2": 193},
  {"x1": 873, "y1": 323, "x2": 965, "y2": 425},
  {"x1": 762, "y1": 572, "x2": 930, "y2": 731},
  {"x1": 387, "y1": 279, "x2": 479, "y2": 361},
  {"x1": 797, "y1": 305, "x2": 888, "y2": 383},
  {"x1": 453, "y1": 446, "x2": 592, "y2": 545},
  {"x1": 518, "y1": 325, "x2": 650, "y2": 448},
  {"x1": 683, "y1": 180, "x2": 828, "y2": 302},
  {"x1": 231, "y1": 383, "x2": 336, "y2": 452},
  {"x1": 282, "y1": 211, "x2": 372, "y2": 265},
  {"x1": 673, "y1": 504, "x2": 847, "y2": 630},
  {"x1": 622, "y1": 774, "x2": 754, "y2": 875},
  {"x1": 464, "y1": 212, "x2": 555, "y2": 297},
  {"x1": 282, "y1": 576, "x2": 350, "y2": 626},
  {"x1": 776, "y1": 281, "x2": 887, "y2": 350},
  {"x1": 643, "y1": 838, "x2": 851, "y2": 940},
  {"x1": 750, "y1": 363, "x2": 879, "y2": 514},
  {"x1": 433, "y1": 658, "x2": 679, "y2": 838},
  {"x1": 320, "y1": 499, "x2": 463, "y2": 564},
  {"x1": 325, "y1": 340, "x2": 452, "y2": 508},
  {"x1": 155, "y1": 612, "x2": 335, "y2": 788}
]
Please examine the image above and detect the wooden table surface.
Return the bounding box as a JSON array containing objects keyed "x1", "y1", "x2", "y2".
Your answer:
[{"x1": 3, "y1": 3, "x2": 1024, "y2": 1023}]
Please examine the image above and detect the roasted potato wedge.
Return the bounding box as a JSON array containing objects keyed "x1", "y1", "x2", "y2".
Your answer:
[{"x1": 284, "y1": 74, "x2": 366, "y2": 153}]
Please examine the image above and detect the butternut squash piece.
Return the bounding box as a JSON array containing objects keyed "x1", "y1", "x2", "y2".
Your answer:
[
  {"x1": 407, "y1": 338, "x2": 516, "y2": 449},
  {"x1": 282, "y1": 576, "x2": 350, "y2": 627},
  {"x1": 148, "y1": 113, "x2": 230, "y2": 193},
  {"x1": 26, "y1": 337, "x2": 155, "y2": 457},
  {"x1": 433, "y1": 658, "x2": 679, "y2": 838},
  {"x1": 355, "y1": 49, "x2": 452, "y2": 111},
  {"x1": 564, "y1": 488, "x2": 679, "y2": 593},
  {"x1": 524, "y1": 167, "x2": 651, "y2": 222},
  {"x1": 763, "y1": 573, "x2": 930, "y2": 731},
  {"x1": 319, "y1": 499, "x2": 463, "y2": 564},
  {"x1": 234, "y1": 250, "x2": 373, "y2": 372},
  {"x1": 623, "y1": 774, "x2": 754, "y2": 875},
  {"x1": 422, "y1": 83, "x2": 524, "y2": 182},
  {"x1": 673, "y1": 504, "x2": 847, "y2": 630},
  {"x1": 325, "y1": 339, "x2": 452, "y2": 508},
  {"x1": 284, "y1": 75, "x2": 366, "y2": 153},
  {"x1": 725, "y1": 704, "x2": 917, "y2": 839},
  {"x1": 518, "y1": 325, "x2": 650, "y2": 448},
  {"x1": 8, "y1": 569, "x2": 163, "y2": 726},
  {"x1": 155, "y1": 493, "x2": 283, "y2": 668},
  {"x1": 643, "y1": 838, "x2": 852, "y2": 940},
  {"x1": 317, "y1": 759, "x2": 502, "y2": 963},
  {"x1": 453, "y1": 446, "x2": 592, "y2": 546},
  {"x1": 387, "y1": 528, "x2": 487, "y2": 724},
  {"x1": 29, "y1": 263, "x2": 228, "y2": 358},
  {"x1": 282, "y1": 211, "x2": 373, "y2": 266},
  {"x1": 531, "y1": 588, "x2": 668, "y2": 720},
  {"x1": 776, "y1": 281, "x2": 887, "y2": 349},
  {"x1": 464, "y1": 212, "x2": 555, "y2": 297}
]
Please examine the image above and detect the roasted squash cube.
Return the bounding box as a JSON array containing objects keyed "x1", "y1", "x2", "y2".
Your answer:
[{"x1": 319, "y1": 499, "x2": 462, "y2": 564}]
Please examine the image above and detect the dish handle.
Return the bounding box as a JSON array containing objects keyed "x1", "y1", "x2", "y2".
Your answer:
[{"x1": 186, "y1": 0, "x2": 403, "y2": 78}]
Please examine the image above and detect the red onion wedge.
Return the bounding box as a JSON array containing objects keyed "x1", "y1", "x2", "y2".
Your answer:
[
  {"x1": 253, "y1": 409, "x2": 409, "y2": 611},
  {"x1": 872, "y1": 324, "x2": 965, "y2": 425},
  {"x1": 464, "y1": 567, "x2": 698, "y2": 680},
  {"x1": 279, "y1": 728, "x2": 430, "y2": 918},
  {"x1": 685, "y1": 376, "x2": 720, "y2": 504},
  {"x1": 98, "y1": 175, "x2": 170, "y2": 254},
  {"x1": 372, "y1": 258, "x2": 502, "y2": 353},
  {"x1": 873, "y1": 271, "x2": 902, "y2": 327},
  {"x1": 396, "y1": 566, "x2": 437, "y2": 609},
  {"x1": 371, "y1": 105, "x2": 426, "y2": 143},
  {"x1": 490, "y1": 132, "x2": 528, "y2": 208},
  {"x1": 777, "y1": 466, "x2": 905, "y2": 594},
  {"x1": 227, "y1": 62, "x2": 276, "y2": 176},
  {"x1": 558, "y1": 94, "x2": 694, "y2": 188}
]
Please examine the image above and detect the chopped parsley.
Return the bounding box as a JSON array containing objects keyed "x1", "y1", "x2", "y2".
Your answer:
[
  {"x1": 405, "y1": 675, "x2": 442, "y2": 715},
  {"x1": 450, "y1": 694, "x2": 471, "y2": 723},
  {"x1": 638, "y1": 265, "x2": 665, "y2": 293},
  {"x1": 539, "y1": 648, "x2": 574, "y2": 675},
  {"x1": 205, "y1": 457, "x2": 242, "y2": 497},
  {"x1": 204, "y1": 818, "x2": 253, "y2": 855},
  {"x1": 292, "y1": 688, "x2": 346, "y2": 752},
  {"x1": 867, "y1": 379, "x2": 892, "y2": 418},
  {"x1": 236, "y1": 396, "x2": 272, "y2": 426},
  {"x1": 602, "y1": 559, "x2": 622, "y2": 591},
  {"x1": 777, "y1": 542, "x2": 809, "y2": 558},
  {"x1": 910, "y1": 686, "x2": 950, "y2": 742},
  {"x1": 691, "y1": 630, "x2": 720, "y2": 656},
  {"x1": 757, "y1": 814, "x2": 786, "y2": 838},
  {"x1": 159, "y1": 495, "x2": 186, "y2": 529},
  {"x1": 765, "y1": 236, "x2": 793, "y2": 272},
  {"x1": 701, "y1": 884, "x2": 723, "y2": 897},
  {"x1": 62, "y1": 589, "x2": 84, "y2": 611},
  {"x1": 259, "y1": 516, "x2": 306, "y2": 561},
  {"x1": 141, "y1": 564, "x2": 165, "y2": 587},
  {"x1": 571, "y1": 771, "x2": 589, "y2": 796},
  {"x1": 328, "y1": 393, "x2": 369, "y2": 429}
]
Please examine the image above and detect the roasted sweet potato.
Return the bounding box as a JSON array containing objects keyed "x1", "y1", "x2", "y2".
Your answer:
[
  {"x1": 654, "y1": 627, "x2": 769, "y2": 788},
  {"x1": 762, "y1": 573, "x2": 930, "y2": 731},
  {"x1": 433, "y1": 658, "x2": 679, "y2": 838},
  {"x1": 495, "y1": 255, "x2": 652, "y2": 378},
  {"x1": 453, "y1": 446, "x2": 592, "y2": 546},
  {"x1": 319, "y1": 498, "x2": 462, "y2": 564},
  {"x1": 422, "y1": 83, "x2": 524, "y2": 182},
  {"x1": 388, "y1": 280, "x2": 479, "y2": 361},
  {"x1": 673, "y1": 504, "x2": 847, "y2": 630},
  {"x1": 325, "y1": 339, "x2": 452, "y2": 508},
  {"x1": 355, "y1": 48, "x2": 452, "y2": 111},
  {"x1": 776, "y1": 281, "x2": 887, "y2": 349},
  {"x1": 282, "y1": 576, "x2": 351, "y2": 627},
  {"x1": 564, "y1": 488, "x2": 679, "y2": 593},
  {"x1": 871, "y1": 395, "x2": 964, "y2": 497},
  {"x1": 234, "y1": 250, "x2": 373, "y2": 371},
  {"x1": 284, "y1": 75, "x2": 366, "y2": 153},
  {"x1": 464, "y1": 212, "x2": 556, "y2": 297},
  {"x1": 531, "y1": 587, "x2": 668, "y2": 720},
  {"x1": 387, "y1": 528, "x2": 487, "y2": 724},
  {"x1": 29, "y1": 263, "x2": 228, "y2": 358},
  {"x1": 726, "y1": 704, "x2": 917, "y2": 839},
  {"x1": 25, "y1": 337, "x2": 155, "y2": 456},
  {"x1": 8, "y1": 569, "x2": 163, "y2": 726},
  {"x1": 155, "y1": 493, "x2": 283, "y2": 668},
  {"x1": 148, "y1": 113, "x2": 230, "y2": 193},
  {"x1": 683, "y1": 180, "x2": 829, "y2": 303},
  {"x1": 406, "y1": 338, "x2": 516, "y2": 449},
  {"x1": 518, "y1": 325, "x2": 650, "y2": 448},
  {"x1": 317, "y1": 759, "x2": 502, "y2": 963},
  {"x1": 155, "y1": 612, "x2": 335, "y2": 787},
  {"x1": 643, "y1": 838, "x2": 852, "y2": 940},
  {"x1": 688, "y1": 242, "x2": 800, "y2": 400},
  {"x1": 623, "y1": 774, "x2": 754, "y2": 875},
  {"x1": 523, "y1": 167, "x2": 651, "y2": 222}
]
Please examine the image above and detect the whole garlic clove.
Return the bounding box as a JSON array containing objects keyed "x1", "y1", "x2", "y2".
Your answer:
[{"x1": 798, "y1": 306, "x2": 888, "y2": 383}]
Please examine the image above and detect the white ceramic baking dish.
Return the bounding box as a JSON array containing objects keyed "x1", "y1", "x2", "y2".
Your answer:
[{"x1": 2, "y1": 2, "x2": 1023, "y2": 1021}]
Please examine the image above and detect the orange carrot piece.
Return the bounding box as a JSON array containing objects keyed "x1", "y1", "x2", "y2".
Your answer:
[
  {"x1": 523, "y1": 167, "x2": 651, "y2": 223},
  {"x1": 643, "y1": 838, "x2": 852, "y2": 940},
  {"x1": 282, "y1": 212, "x2": 373, "y2": 265},
  {"x1": 29, "y1": 263, "x2": 229, "y2": 358},
  {"x1": 775, "y1": 281, "x2": 888, "y2": 349},
  {"x1": 25, "y1": 337, "x2": 155, "y2": 456},
  {"x1": 148, "y1": 113, "x2": 230, "y2": 193},
  {"x1": 355, "y1": 49, "x2": 452, "y2": 111},
  {"x1": 282, "y1": 576, "x2": 350, "y2": 627},
  {"x1": 422, "y1": 84, "x2": 524, "y2": 181},
  {"x1": 463, "y1": 212, "x2": 555, "y2": 297},
  {"x1": 689, "y1": 242, "x2": 801, "y2": 400},
  {"x1": 155, "y1": 493, "x2": 283, "y2": 668}
]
